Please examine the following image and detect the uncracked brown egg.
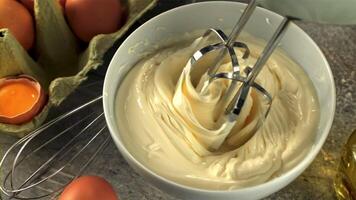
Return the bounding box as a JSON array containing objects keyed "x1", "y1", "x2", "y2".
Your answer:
[{"x1": 65, "y1": 0, "x2": 123, "y2": 42}]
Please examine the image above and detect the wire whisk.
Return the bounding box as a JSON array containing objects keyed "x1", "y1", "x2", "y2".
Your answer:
[{"x1": 0, "y1": 96, "x2": 107, "y2": 199}]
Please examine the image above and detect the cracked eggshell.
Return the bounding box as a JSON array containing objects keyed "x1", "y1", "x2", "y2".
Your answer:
[{"x1": 0, "y1": 75, "x2": 47, "y2": 125}]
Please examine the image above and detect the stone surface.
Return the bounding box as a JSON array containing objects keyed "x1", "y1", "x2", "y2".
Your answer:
[{"x1": 1, "y1": 1, "x2": 355, "y2": 199}]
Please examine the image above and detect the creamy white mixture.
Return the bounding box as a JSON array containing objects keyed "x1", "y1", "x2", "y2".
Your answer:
[{"x1": 116, "y1": 36, "x2": 320, "y2": 190}]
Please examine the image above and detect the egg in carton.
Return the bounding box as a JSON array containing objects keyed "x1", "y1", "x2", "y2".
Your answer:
[{"x1": 0, "y1": 0, "x2": 158, "y2": 137}]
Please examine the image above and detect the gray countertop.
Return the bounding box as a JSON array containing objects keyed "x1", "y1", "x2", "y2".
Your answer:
[{"x1": 1, "y1": 1, "x2": 355, "y2": 199}]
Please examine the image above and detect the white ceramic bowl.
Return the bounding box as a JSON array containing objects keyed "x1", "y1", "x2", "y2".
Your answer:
[{"x1": 103, "y1": 2, "x2": 336, "y2": 200}]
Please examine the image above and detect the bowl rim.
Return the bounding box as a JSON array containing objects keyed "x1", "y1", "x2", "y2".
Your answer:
[{"x1": 103, "y1": 0, "x2": 336, "y2": 194}]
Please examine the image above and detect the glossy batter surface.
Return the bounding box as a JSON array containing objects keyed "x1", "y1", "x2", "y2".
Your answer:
[{"x1": 116, "y1": 36, "x2": 320, "y2": 190}]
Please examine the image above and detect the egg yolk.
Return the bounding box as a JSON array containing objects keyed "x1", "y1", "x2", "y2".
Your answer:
[{"x1": 0, "y1": 81, "x2": 39, "y2": 117}]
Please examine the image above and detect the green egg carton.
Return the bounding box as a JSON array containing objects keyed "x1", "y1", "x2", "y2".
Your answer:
[{"x1": 0, "y1": 0, "x2": 157, "y2": 137}]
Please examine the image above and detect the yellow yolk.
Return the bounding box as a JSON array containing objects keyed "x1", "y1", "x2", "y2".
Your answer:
[{"x1": 0, "y1": 81, "x2": 39, "y2": 117}]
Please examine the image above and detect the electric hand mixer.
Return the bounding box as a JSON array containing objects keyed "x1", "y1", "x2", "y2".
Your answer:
[{"x1": 1, "y1": 0, "x2": 355, "y2": 199}]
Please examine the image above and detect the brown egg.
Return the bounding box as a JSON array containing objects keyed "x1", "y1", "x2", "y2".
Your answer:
[
  {"x1": 65, "y1": 0, "x2": 122, "y2": 42},
  {"x1": 58, "y1": 176, "x2": 119, "y2": 200},
  {"x1": 0, "y1": 0, "x2": 34, "y2": 50},
  {"x1": 0, "y1": 75, "x2": 46, "y2": 125},
  {"x1": 20, "y1": 0, "x2": 66, "y2": 12}
]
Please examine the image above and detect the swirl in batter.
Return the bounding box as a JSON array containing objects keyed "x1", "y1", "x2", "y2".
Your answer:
[{"x1": 116, "y1": 36, "x2": 320, "y2": 190}]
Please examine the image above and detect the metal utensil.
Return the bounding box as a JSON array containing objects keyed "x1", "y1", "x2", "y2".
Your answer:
[
  {"x1": 0, "y1": 96, "x2": 107, "y2": 199},
  {"x1": 187, "y1": 0, "x2": 289, "y2": 131}
]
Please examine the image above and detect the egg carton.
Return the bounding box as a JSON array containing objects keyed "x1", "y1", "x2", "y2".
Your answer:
[{"x1": 0, "y1": 0, "x2": 158, "y2": 137}]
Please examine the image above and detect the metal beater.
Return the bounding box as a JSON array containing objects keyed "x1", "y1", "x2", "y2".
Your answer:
[
  {"x1": 187, "y1": 0, "x2": 289, "y2": 135},
  {"x1": 2, "y1": 0, "x2": 355, "y2": 198}
]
